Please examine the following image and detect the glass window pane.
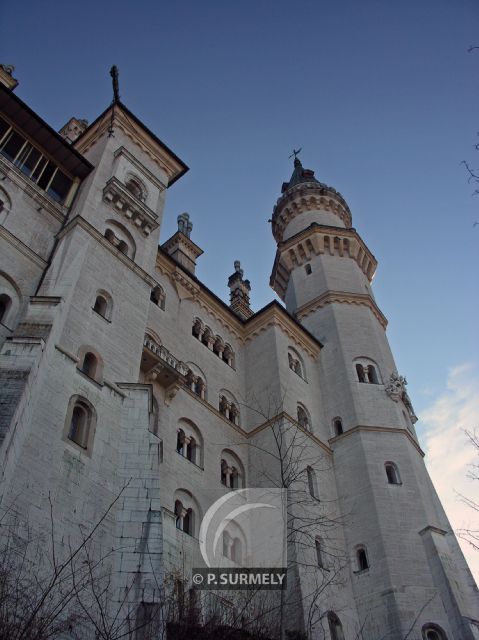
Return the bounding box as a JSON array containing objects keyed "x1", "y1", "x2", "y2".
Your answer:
[
  {"x1": 37, "y1": 161, "x2": 56, "y2": 190},
  {"x1": 0, "y1": 131, "x2": 27, "y2": 162},
  {"x1": 0, "y1": 117, "x2": 11, "y2": 144},
  {"x1": 47, "y1": 169, "x2": 72, "y2": 203},
  {"x1": 31, "y1": 156, "x2": 48, "y2": 183},
  {"x1": 18, "y1": 146, "x2": 42, "y2": 178}
]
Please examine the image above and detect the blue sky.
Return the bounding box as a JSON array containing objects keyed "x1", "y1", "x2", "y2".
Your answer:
[{"x1": 2, "y1": 0, "x2": 479, "y2": 571}]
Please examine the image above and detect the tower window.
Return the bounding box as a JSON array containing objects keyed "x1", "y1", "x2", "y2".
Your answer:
[
  {"x1": 354, "y1": 358, "x2": 382, "y2": 384},
  {"x1": 81, "y1": 352, "x2": 98, "y2": 379},
  {"x1": 333, "y1": 417, "x2": 343, "y2": 436},
  {"x1": 356, "y1": 363, "x2": 366, "y2": 383},
  {"x1": 307, "y1": 466, "x2": 319, "y2": 499},
  {"x1": 315, "y1": 538, "x2": 324, "y2": 568},
  {"x1": 297, "y1": 405, "x2": 311, "y2": 431},
  {"x1": 305, "y1": 263, "x2": 312, "y2": 275},
  {"x1": 93, "y1": 295, "x2": 107, "y2": 317},
  {"x1": 64, "y1": 395, "x2": 96, "y2": 453},
  {"x1": 356, "y1": 547, "x2": 369, "y2": 572},
  {"x1": 385, "y1": 462, "x2": 401, "y2": 485},
  {"x1": 150, "y1": 285, "x2": 165, "y2": 310}
]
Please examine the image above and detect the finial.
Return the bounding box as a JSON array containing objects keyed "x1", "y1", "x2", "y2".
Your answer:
[
  {"x1": 177, "y1": 212, "x2": 193, "y2": 238},
  {"x1": 289, "y1": 147, "x2": 302, "y2": 166},
  {"x1": 110, "y1": 65, "x2": 120, "y2": 102}
]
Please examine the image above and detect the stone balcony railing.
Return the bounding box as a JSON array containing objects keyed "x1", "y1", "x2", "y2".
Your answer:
[{"x1": 142, "y1": 335, "x2": 189, "y2": 386}]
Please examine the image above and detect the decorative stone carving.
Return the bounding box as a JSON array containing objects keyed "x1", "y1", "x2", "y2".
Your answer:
[{"x1": 385, "y1": 372, "x2": 418, "y2": 423}]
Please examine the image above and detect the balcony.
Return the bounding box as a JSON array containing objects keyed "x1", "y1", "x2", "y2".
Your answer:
[{"x1": 141, "y1": 335, "x2": 188, "y2": 390}]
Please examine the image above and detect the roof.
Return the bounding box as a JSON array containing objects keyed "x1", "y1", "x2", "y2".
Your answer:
[
  {"x1": 0, "y1": 83, "x2": 93, "y2": 179},
  {"x1": 74, "y1": 100, "x2": 188, "y2": 186}
]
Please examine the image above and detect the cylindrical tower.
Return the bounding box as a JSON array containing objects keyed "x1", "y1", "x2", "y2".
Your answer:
[{"x1": 270, "y1": 158, "x2": 479, "y2": 639}]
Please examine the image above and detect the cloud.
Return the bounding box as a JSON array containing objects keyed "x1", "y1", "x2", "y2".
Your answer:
[{"x1": 420, "y1": 362, "x2": 479, "y2": 583}]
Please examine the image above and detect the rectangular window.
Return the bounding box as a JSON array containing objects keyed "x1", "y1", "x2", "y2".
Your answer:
[
  {"x1": 0, "y1": 131, "x2": 27, "y2": 162},
  {"x1": 37, "y1": 161, "x2": 56, "y2": 190},
  {"x1": 47, "y1": 168, "x2": 73, "y2": 203},
  {"x1": 0, "y1": 119, "x2": 74, "y2": 205},
  {"x1": 17, "y1": 145, "x2": 42, "y2": 178}
]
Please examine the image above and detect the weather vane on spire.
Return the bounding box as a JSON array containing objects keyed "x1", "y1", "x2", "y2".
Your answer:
[
  {"x1": 289, "y1": 147, "x2": 302, "y2": 161},
  {"x1": 110, "y1": 65, "x2": 120, "y2": 102}
]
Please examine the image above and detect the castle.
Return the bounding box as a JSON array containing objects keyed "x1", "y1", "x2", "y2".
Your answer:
[{"x1": 0, "y1": 64, "x2": 477, "y2": 639}]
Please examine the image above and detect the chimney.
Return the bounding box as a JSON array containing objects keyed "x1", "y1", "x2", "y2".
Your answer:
[{"x1": 228, "y1": 261, "x2": 253, "y2": 320}]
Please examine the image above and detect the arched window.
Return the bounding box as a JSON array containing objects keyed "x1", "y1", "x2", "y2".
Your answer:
[
  {"x1": 93, "y1": 295, "x2": 107, "y2": 317},
  {"x1": 213, "y1": 336, "x2": 223, "y2": 357},
  {"x1": 0, "y1": 293, "x2": 12, "y2": 325},
  {"x1": 288, "y1": 347, "x2": 305, "y2": 380},
  {"x1": 307, "y1": 466, "x2": 319, "y2": 499},
  {"x1": 219, "y1": 391, "x2": 240, "y2": 426},
  {"x1": 92, "y1": 290, "x2": 113, "y2": 320},
  {"x1": 222, "y1": 344, "x2": 234, "y2": 367},
  {"x1": 201, "y1": 327, "x2": 212, "y2": 348},
  {"x1": 356, "y1": 363, "x2": 366, "y2": 383},
  {"x1": 304, "y1": 263, "x2": 312, "y2": 275},
  {"x1": 367, "y1": 364, "x2": 379, "y2": 384},
  {"x1": 385, "y1": 462, "x2": 401, "y2": 485},
  {"x1": 81, "y1": 352, "x2": 98, "y2": 379},
  {"x1": 104, "y1": 221, "x2": 136, "y2": 260},
  {"x1": 354, "y1": 358, "x2": 381, "y2": 384},
  {"x1": 176, "y1": 420, "x2": 203, "y2": 466},
  {"x1": 64, "y1": 395, "x2": 96, "y2": 453},
  {"x1": 356, "y1": 546, "x2": 369, "y2": 571},
  {"x1": 221, "y1": 459, "x2": 228, "y2": 486},
  {"x1": 421, "y1": 625, "x2": 447, "y2": 640},
  {"x1": 333, "y1": 417, "x2": 343, "y2": 436},
  {"x1": 150, "y1": 285, "x2": 165, "y2": 310},
  {"x1": 220, "y1": 450, "x2": 245, "y2": 489},
  {"x1": 328, "y1": 612, "x2": 345, "y2": 640},
  {"x1": 186, "y1": 365, "x2": 207, "y2": 401},
  {"x1": 315, "y1": 538, "x2": 324, "y2": 568},
  {"x1": 297, "y1": 404, "x2": 311, "y2": 431},
  {"x1": 174, "y1": 490, "x2": 199, "y2": 537},
  {"x1": 192, "y1": 318, "x2": 202, "y2": 339}
]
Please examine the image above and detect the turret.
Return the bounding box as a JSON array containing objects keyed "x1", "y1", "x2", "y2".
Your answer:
[{"x1": 268, "y1": 155, "x2": 479, "y2": 639}]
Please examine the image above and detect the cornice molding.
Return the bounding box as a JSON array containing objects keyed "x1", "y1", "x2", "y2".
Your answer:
[
  {"x1": 329, "y1": 424, "x2": 424, "y2": 456},
  {"x1": 156, "y1": 250, "x2": 321, "y2": 356},
  {"x1": 75, "y1": 105, "x2": 186, "y2": 183},
  {"x1": 0, "y1": 155, "x2": 67, "y2": 223},
  {"x1": 296, "y1": 290, "x2": 388, "y2": 329},
  {"x1": 270, "y1": 224, "x2": 377, "y2": 300},
  {"x1": 0, "y1": 225, "x2": 48, "y2": 269},
  {"x1": 272, "y1": 183, "x2": 352, "y2": 243}
]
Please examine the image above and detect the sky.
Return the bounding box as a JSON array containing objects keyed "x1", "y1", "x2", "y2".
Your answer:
[{"x1": 2, "y1": 0, "x2": 478, "y2": 577}]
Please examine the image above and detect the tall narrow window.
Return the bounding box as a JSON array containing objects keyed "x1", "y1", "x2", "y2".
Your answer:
[
  {"x1": 64, "y1": 396, "x2": 96, "y2": 453},
  {"x1": 385, "y1": 462, "x2": 400, "y2": 485},
  {"x1": 81, "y1": 352, "x2": 98, "y2": 379},
  {"x1": 333, "y1": 418, "x2": 343, "y2": 436},
  {"x1": 307, "y1": 466, "x2": 319, "y2": 499},
  {"x1": 357, "y1": 547, "x2": 369, "y2": 571},
  {"x1": 328, "y1": 613, "x2": 345, "y2": 640},
  {"x1": 356, "y1": 363, "x2": 366, "y2": 383},
  {"x1": 367, "y1": 364, "x2": 379, "y2": 384},
  {"x1": 305, "y1": 263, "x2": 312, "y2": 275},
  {"x1": 297, "y1": 405, "x2": 311, "y2": 431},
  {"x1": 315, "y1": 538, "x2": 324, "y2": 568},
  {"x1": 93, "y1": 295, "x2": 107, "y2": 317}
]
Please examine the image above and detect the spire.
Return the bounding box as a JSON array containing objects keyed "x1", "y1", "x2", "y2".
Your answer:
[
  {"x1": 228, "y1": 261, "x2": 253, "y2": 320},
  {"x1": 161, "y1": 212, "x2": 203, "y2": 275},
  {"x1": 281, "y1": 154, "x2": 319, "y2": 193}
]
